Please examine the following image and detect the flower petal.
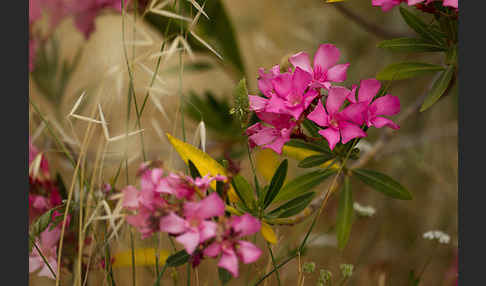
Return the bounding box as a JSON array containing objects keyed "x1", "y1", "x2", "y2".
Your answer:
[
  {"x1": 307, "y1": 99, "x2": 329, "y2": 127},
  {"x1": 160, "y1": 212, "x2": 187, "y2": 234},
  {"x1": 203, "y1": 242, "x2": 222, "y2": 257},
  {"x1": 318, "y1": 128, "x2": 341, "y2": 151},
  {"x1": 249, "y1": 95, "x2": 268, "y2": 112},
  {"x1": 358, "y1": 78, "x2": 381, "y2": 104},
  {"x1": 176, "y1": 230, "x2": 200, "y2": 254},
  {"x1": 189, "y1": 192, "x2": 225, "y2": 219},
  {"x1": 218, "y1": 249, "x2": 239, "y2": 277},
  {"x1": 313, "y1": 44, "x2": 340, "y2": 71},
  {"x1": 292, "y1": 67, "x2": 313, "y2": 96},
  {"x1": 326, "y1": 63, "x2": 349, "y2": 82},
  {"x1": 289, "y1": 52, "x2": 313, "y2": 74},
  {"x1": 370, "y1": 95, "x2": 400, "y2": 116},
  {"x1": 199, "y1": 220, "x2": 218, "y2": 242},
  {"x1": 122, "y1": 186, "x2": 139, "y2": 210},
  {"x1": 236, "y1": 241, "x2": 262, "y2": 264},
  {"x1": 370, "y1": 117, "x2": 400, "y2": 130},
  {"x1": 326, "y1": 86, "x2": 350, "y2": 115},
  {"x1": 231, "y1": 214, "x2": 262, "y2": 237},
  {"x1": 339, "y1": 121, "x2": 367, "y2": 144},
  {"x1": 272, "y1": 73, "x2": 293, "y2": 97},
  {"x1": 340, "y1": 102, "x2": 367, "y2": 125}
]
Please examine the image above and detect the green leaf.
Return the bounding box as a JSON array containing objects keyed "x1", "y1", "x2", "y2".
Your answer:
[
  {"x1": 298, "y1": 154, "x2": 335, "y2": 168},
  {"x1": 165, "y1": 250, "x2": 190, "y2": 267},
  {"x1": 263, "y1": 159, "x2": 288, "y2": 208},
  {"x1": 55, "y1": 173, "x2": 68, "y2": 200},
  {"x1": 29, "y1": 208, "x2": 57, "y2": 238},
  {"x1": 353, "y1": 169, "x2": 412, "y2": 200},
  {"x1": 336, "y1": 177, "x2": 353, "y2": 250},
  {"x1": 420, "y1": 65, "x2": 455, "y2": 112},
  {"x1": 218, "y1": 268, "x2": 232, "y2": 285},
  {"x1": 399, "y1": 7, "x2": 444, "y2": 45},
  {"x1": 231, "y1": 175, "x2": 255, "y2": 209},
  {"x1": 376, "y1": 62, "x2": 445, "y2": 81},
  {"x1": 188, "y1": 160, "x2": 201, "y2": 179},
  {"x1": 302, "y1": 118, "x2": 321, "y2": 138},
  {"x1": 285, "y1": 139, "x2": 331, "y2": 153},
  {"x1": 377, "y1": 38, "x2": 447, "y2": 53},
  {"x1": 269, "y1": 192, "x2": 316, "y2": 218},
  {"x1": 273, "y1": 169, "x2": 337, "y2": 204}
]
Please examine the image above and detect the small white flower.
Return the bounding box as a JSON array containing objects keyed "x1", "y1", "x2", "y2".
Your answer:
[
  {"x1": 353, "y1": 202, "x2": 376, "y2": 217},
  {"x1": 422, "y1": 230, "x2": 450, "y2": 244}
]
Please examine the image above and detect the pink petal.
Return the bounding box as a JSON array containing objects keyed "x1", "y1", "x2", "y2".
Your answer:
[
  {"x1": 264, "y1": 94, "x2": 288, "y2": 115},
  {"x1": 313, "y1": 44, "x2": 340, "y2": 71},
  {"x1": 218, "y1": 249, "x2": 239, "y2": 277},
  {"x1": 289, "y1": 52, "x2": 313, "y2": 74},
  {"x1": 264, "y1": 136, "x2": 287, "y2": 154},
  {"x1": 160, "y1": 213, "x2": 187, "y2": 234},
  {"x1": 443, "y1": 0, "x2": 458, "y2": 8},
  {"x1": 199, "y1": 220, "x2": 218, "y2": 242},
  {"x1": 272, "y1": 73, "x2": 293, "y2": 97},
  {"x1": 256, "y1": 112, "x2": 293, "y2": 130},
  {"x1": 370, "y1": 117, "x2": 400, "y2": 130},
  {"x1": 358, "y1": 78, "x2": 381, "y2": 104},
  {"x1": 37, "y1": 261, "x2": 57, "y2": 279},
  {"x1": 292, "y1": 67, "x2": 313, "y2": 96},
  {"x1": 370, "y1": 95, "x2": 401, "y2": 116},
  {"x1": 176, "y1": 230, "x2": 200, "y2": 254},
  {"x1": 326, "y1": 63, "x2": 349, "y2": 82},
  {"x1": 339, "y1": 121, "x2": 367, "y2": 144},
  {"x1": 318, "y1": 128, "x2": 341, "y2": 151},
  {"x1": 231, "y1": 214, "x2": 262, "y2": 237},
  {"x1": 41, "y1": 226, "x2": 61, "y2": 249},
  {"x1": 203, "y1": 242, "x2": 222, "y2": 257},
  {"x1": 29, "y1": 256, "x2": 43, "y2": 273},
  {"x1": 186, "y1": 192, "x2": 225, "y2": 219},
  {"x1": 122, "y1": 186, "x2": 139, "y2": 210},
  {"x1": 249, "y1": 95, "x2": 268, "y2": 112},
  {"x1": 408, "y1": 0, "x2": 425, "y2": 5},
  {"x1": 236, "y1": 241, "x2": 262, "y2": 264},
  {"x1": 326, "y1": 86, "x2": 350, "y2": 115},
  {"x1": 340, "y1": 102, "x2": 367, "y2": 125},
  {"x1": 347, "y1": 84, "x2": 358, "y2": 104},
  {"x1": 249, "y1": 126, "x2": 277, "y2": 146},
  {"x1": 303, "y1": 89, "x2": 320, "y2": 109},
  {"x1": 307, "y1": 100, "x2": 329, "y2": 127}
]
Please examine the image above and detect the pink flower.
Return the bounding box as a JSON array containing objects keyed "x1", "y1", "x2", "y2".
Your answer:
[
  {"x1": 307, "y1": 86, "x2": 367, "y2": 150},
  {"x1": 160, "y1": 193, "x2": 225, "y2": 254},
  {"x1": 268, "y1": 67, "x2": 319, "y2": 120},
  {"x1": 203, "y1": 214, "x2": 262, "y2": 277},
  {"x1": 372, "y1": 0, "x2": 405, "y2": 11},
  {"x1": 246, "y1": 122, "x2": 295, "y2": 154},
  {"x1": 289, "y1": 44, "x2": 350, "y2": 90},
  {"x1": 257, "y1": 65, "x2": 282, "y2": 98},
  {"x1": 71, "y1": 0, "x2": 124, "y2": 38},
  {"x1": 345, "y1": 79, "x2": 400, "y2": 130},
  {"x1": 29, "y1": 226, "x2": 61, "y2": 279}
]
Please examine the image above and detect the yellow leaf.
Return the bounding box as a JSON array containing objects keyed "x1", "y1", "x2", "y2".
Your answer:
[
  {"x1": 261, "y1": 222, "x2": 278, "y2": 244},
  {"x1": 325, "y1": 0, "x2": 345, "y2": 3},
  {"x1": 166, "y1": 133, "x2": 239, "y2": 202},
  {"x1": 282, "y1": 145, "x2": 340, "y2": 170},
  {"x1": 255, "y1": 148, "x2": 282, "y2": 182},
  {"x1": 112, "y1": 248, "x2": 170, "y2": 268}
]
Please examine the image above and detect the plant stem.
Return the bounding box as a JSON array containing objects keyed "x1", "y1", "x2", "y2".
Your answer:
[{"x1": 268, "y1": 244, "x2": 282, "y2": 286}]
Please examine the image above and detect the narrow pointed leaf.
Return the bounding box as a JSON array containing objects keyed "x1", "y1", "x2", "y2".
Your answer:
[
  {"x1": 231, "y1": 175, "x2": 255, "y2": 209},
  {"x1": 273, "y1": 169, "x2": 336, "y2": 204},
  {"x1": 298, "y1": 154, "x2": 335, "y2": 168},
  {"x1": 218, "y1": 268, "x2": 232, "y2": 285},
  {"x1": 377, "y1": 38, "x2": 447, "y2": 53},
  {"x1": 420, "y1": 65, "x2": 455, "y2": 112},
  {"x1": 166, "y1": 250, "x2": 190, "y2": 267},
  {"x1": 285, "y1": 139, "x2": 331, "y2": 153},
  {"x1": 269, "y1": 192, "x2": 315, "y2": 218},
  {"x1": 336, "y1": 177, "x2": 353, "y2": 250},
  {"x1": 353, "y1": 169, "x2": 412, "y2": 200},
  {"x1": 399, "y1": 7, "x2": 444, "y2": 45},
  {"x1": 261, "y1": 222, "x2": 277, "y2": 244},
  {"x1": 263, "y1": 159, "x2": 288, "y2": 208},
  {"x1": 376, "y1": 62, "x2": 444, "y2": 81}
]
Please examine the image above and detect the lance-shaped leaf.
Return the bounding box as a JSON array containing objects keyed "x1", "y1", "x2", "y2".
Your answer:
[
  {"x1": 298, "y1": 154, "x2": 336, "y2": 168},
  {"x1": 188, "y1": 160, "x2": 201, "y2": 179},
  {"x1": 269, "y1": 192, "x2": 316, "y2": 218},
  {"x1": 263, "y1": 159, "x2": 288, "y2": 208},
  {"x1": 231, "y1": 175, "x2": 256, "y2": 209},
  {"x1": 273, "y1": 169, "x2": 337, "y2": 204},
  {"x1": 376, "y1": 62, "x2": 445, "y2": 81},
  {"x1": 377, "y1": 38, "x2": 447, "y2": 53},
  {"x1": 302, "y1": 119, "x2": 321, "y2": 138},
  {"x1": 165, "y1": 250, "x2": 191, "y2": 267},
  {"x1": 353, "y1": 169, "x2": 412, "y2": 200},
  {"x1": 336, "y1": 177, "x2": 353, "y2": 250},
  {"x1": 218, "y1": 268, "x2": 232, "y2": 285},
  {"x1": 166, "y1": 133, "x2": 239, "y2": 202},
  {"x1": 420, "y1": 65, "x2": 455, "y2": 112},
  {"x1": 285, "y1": 139, "x2": 330, "y2": 153},
  {"x1": 261, "y1": 222, "x2": 277, "y2": 244},
  {"x1": 399, "y1": 7, "x2": 444, "y2": 45}
]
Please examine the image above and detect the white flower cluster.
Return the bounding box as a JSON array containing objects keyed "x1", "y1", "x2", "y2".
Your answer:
[
  {"x1": 423, "y1": 230, "x2": 451, "y2": 244},
  {"x1": 353, "y1": 202, "x2": 376, "y2": 217}
]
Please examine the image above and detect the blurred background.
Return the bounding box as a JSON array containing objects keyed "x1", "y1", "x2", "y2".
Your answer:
[{"x1": 29, "y1": 0, "x2": 457, "y2": 285}]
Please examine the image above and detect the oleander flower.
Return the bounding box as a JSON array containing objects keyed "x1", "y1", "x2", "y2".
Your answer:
[
  {"x1": 307, "y1": 86, "x2": 367, "y2": 150},
  {"x1": 203, "y1": 214, "x2": 262, "y2": 277},
  {"x1": 345, "y1": 79, "x2": 400, "y2": 130},
  {"x1": 246, "y1": 121, "x2": 295, "y2": 154},
  {"x1": 160, "y1": 192, "x2": 225, "y2": 254},
  {"x1": 289, "y1": 44, "x2": 350, "y2": 90}
]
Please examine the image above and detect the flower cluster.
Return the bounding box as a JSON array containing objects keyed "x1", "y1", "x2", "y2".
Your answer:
[
  {"x1": 246, "y1": 44, "x2": 400, "y2": 153},
  {"x1": 122, "y1": 165, "x2": 262, "y2": 277},
  {"x1": 29, "y1": 0, "x2": 125, "y2": 71},
  {"x1": 372, "y1": 0, "x2": 458, "y2": 12}
]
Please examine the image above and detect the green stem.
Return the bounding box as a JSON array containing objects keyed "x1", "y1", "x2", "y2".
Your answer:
[
  {"x1": 268, "y1": 244, "x2": 282, "y2": 286},
  {"x1": 152, "y1": 263, "x2": 169, "y2": 286},
  {"x1": 130, "y1": 229, "x2": 136, "y2": 286}
]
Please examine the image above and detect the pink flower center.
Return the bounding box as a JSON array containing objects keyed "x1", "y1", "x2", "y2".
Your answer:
[
  {"x1": 313, "y1": 66, "x2": 327, "y2": 82},
  {"x1": 329, "y1": 116, "x2": 339, "y2": 128}
]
